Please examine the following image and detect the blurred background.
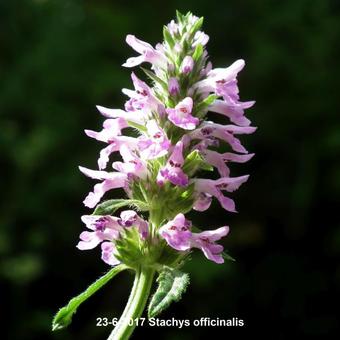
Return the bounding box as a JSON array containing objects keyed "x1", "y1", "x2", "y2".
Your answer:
[{"x1": 1, "y1": 0, "x2": 339, "y2": 339}]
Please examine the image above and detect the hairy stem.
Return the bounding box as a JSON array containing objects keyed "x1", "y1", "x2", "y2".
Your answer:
[{"x1": 107, "y1": 266, "x2": 155, "y2": 340}]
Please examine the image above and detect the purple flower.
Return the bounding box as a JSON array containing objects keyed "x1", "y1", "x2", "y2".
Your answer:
[
  {"x1": 159, "y1": 213, "x2": 192, "y2": 251},
  {"x1": 77, "y1": 215, "x2": 121, "y2": 250},
  {"x1": 189, "y1": 122, "x2": 256, "y2": 154},
  {"x1": 123, "y1": 72, "x2": 162, "y2": 113},
  {"x1": 84, "y1": 118, "x2": 128, "y2": 143},
  {"x1": 195, "y1": 59, "x2": 245, "y2": 93},
  {"x1": 79, "y1": 166, "x2": 128, "y2": 208},
  {"x1": 194, "y1": 59, "x2": 255, "y2": 126},
  {"x1": 168, "y1": 77, "x2": 180, "y2": 96},
  {"x1": 101, "y1": 242, "x2": 120, "y2": 266},
  {"x1": 112, "y1": 144, "x2": 147, "y2": 179},
  {"x1": 191, "y1": 226, "x2": 229, "y2": 264},
  {"x1": 193, "y1": 31, "x2": 209, "y2": 47},
  {"x1": 193, "y1": 192, "x2": 213, "y2": 211},
  {"x1": 97, "y1": 136, "x2": 139, "y2": 170},
  {"x1": 77, "y1": 13, "x2": 255, "y2": 271},
  {"x1": 180, "y1": 56, "x2": 194, "y2": 74},
  {"x1": 119, "y1": 210, "x2": 149, "y2": 239},
  {"x1": 201, "y1": 149, "x2": 255, "y2": 177},
  {"x1": 166, "y1": 97, "x2": 199, "y2": 130},
  {"x1": 159, "y1": 214, "x2": 230, "y2": 264},
  {"x1": 193, "y1": 175, "x2": 249, "y2": 212},
  {"x1": 123, "y1": 35, "x2": 167, "y2": 69},
  {"x1": 167, "y1": 20, "x2": 179, "y2": 35},
  {"x1": 138, "y1": 120, "x2": 170, "y2": 159},
  {"x1": 96, "y1": 105, "x2": 146, "y2": 125},
  {"x1": 157, "y1": 140, "x2": 188, "y2": 187},
  {"x1": 209, "y1": 99, "x2": 254, "y2": 127}
]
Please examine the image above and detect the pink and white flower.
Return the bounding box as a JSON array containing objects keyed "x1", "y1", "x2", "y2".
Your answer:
[
  {"x1": 138, "y1": 120, "x2": 171, "y2": 159},
  {"x1": 191, "y1": 226, "x2": 229, "y2": 264},
  {"x1": 180, "y1": 56, "x2": 194, "y2": 74},
  {"x1": 193, "y1": 176, "x2": 249, "y2": 212},
  {"x1": 159, "y1": 214, "x2": 230, "y2": 264},
  {"x1": 123, "y1": 35, "x2": 167, "y2": 69},
  {"x1": 157, "y1": 140, "x2": 188, "y2": 187},
  {"x1": 166, "y1": 97, "x2": 199, "y2": 130},
  {"x1": 159, "y1": 213, "x2": 192, "y2": 251},
  {"x1": 79, "y1": 166, "x2": 128, "y2": 208}
]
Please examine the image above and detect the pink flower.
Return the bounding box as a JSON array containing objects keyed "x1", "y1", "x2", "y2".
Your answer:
[
  {"x1": 76, "y1": 215, "x2": 121, "y2": 250},
  {"x1": 138, "y1": 120, "x2": 170, "y2": 159},
  {"x1": 84, "y1": 118, "x2": 128, "y2": 143},
  {"x1": 123, "y1": 35, "x2": 167, "y2": 68},
  {"x1": 191, "y1": 226, "x2": 229, "y2": 264},
  {"x1": 193, "y1": 192, "x2": 213, "y2": 211},
  {"x1": 96, "y1": 105, "x2": 146, "y2": 125},
  {"x1": 193, "y1": 176, "x2": 249, "y2": 212},
  {"x1": 193, "y1": 31, "x2": 209, "y2": 47},
  {"x1": 79, "y1": 166, "x2": 128, "y2": 208},
  {"x1": 180, "y1": 56, "x2": 194, "y2": 74},
  {"x1": 101, "y1": 242, "x2": 120, "y2": 266},
  {"x1": 195, "y1": 59, "x2": 245, "y2": 93},
  {"x1": 157, "y1": 140, "x2": 188, "y2": 187},
  {"x1": 168, "y1": 77, "x2": 180, "y2": 96},
  {"x1": 194, "y1": 59, "x2": 255, "y2": 126},
  {"x1": 159, "y1": 214, "x2": 230, "y2": 264},
  {"x1": 77, "y1": 211, "x2": 148, "y2": 265},
  {"x1": 118, "y1": 210, "x2": 149, "y2": 239},
  {"x1": 77, "y1": 215, "x2": 122, "y2": 266},
  {"x1": 167, "y1": 20, "x2": 179, "y2": 35},
  {"x1": 209, "y1": 99, "x2": 254, "y2": 127},
  {"x1": 112, "y1": 144, "x2": 147, "y2": 179},
  {"x1": 166, "y1": 97, "x2": 199, "y2": 130},
  {"x1": 123, "y1": 72, "x2": 162, "y2": 113},
  {"x1": 201, "y1": 149, "x2": 255, "y2": 177},
  {"x1": 159, "y1": 213, "x2": 192, "y2": 251},
  {"x1": 189, "y1": 122, "x2": 256, "y2": 154}
]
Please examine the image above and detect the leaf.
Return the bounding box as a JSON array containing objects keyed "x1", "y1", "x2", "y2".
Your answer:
[
  {"x1": 127, "y1": 120, "x2": 147, "y2": 133},
  {"x1": 92, "y1": 199, "x2": 148, "y2": 215},
  {"x1": 192, "y1": 44, "x2": 203, "y2": 61},
  {"x1": 163, "y1": 25, "x2": 175, "y2": 48},
  {"x1": 182, "y1": 150, "x2": 213, "y2": 176},
  {"x1": 188, "y1": 16, "x2": 204, "y2": 39},
  {"x1": 222, "y1": 251, "x2": 236, "y2": 262},
  {"x1": 148, "y1": 267, "x2": 190, "y2": 318},
  {"x1": 167, "y1": 184, "x2": 195, "y2": 217},
  {"x1": 141, "y1": 67, "x2": 168, "y2": 90},
  {"x1": 176, "y1": 10, "x2": 184, "y2": 25},
  {"x1": 52, "y1": 264, "x2": 127, "y2": 331},
  {"x1": 194, "y1": 94, "x2": 218, "y2": 119}
]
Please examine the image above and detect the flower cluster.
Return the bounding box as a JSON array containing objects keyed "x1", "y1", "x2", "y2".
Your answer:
[{"x1": 78, "y1": 12, "x2": 255, "y2": 266}]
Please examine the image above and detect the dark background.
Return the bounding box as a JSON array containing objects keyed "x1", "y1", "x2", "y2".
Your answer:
[{"x1": 1, "y1": 0, "x2": 339, "y2": 339}]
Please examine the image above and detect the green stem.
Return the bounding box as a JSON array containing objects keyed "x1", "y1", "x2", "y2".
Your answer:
[{"x1": 107, "y1": 266, "x2": 155, "y2": 340}]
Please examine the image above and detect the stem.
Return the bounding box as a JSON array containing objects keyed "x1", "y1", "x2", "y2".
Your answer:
[{"x1": 107, "y1": 266, "x2": 155, "y2": 340}]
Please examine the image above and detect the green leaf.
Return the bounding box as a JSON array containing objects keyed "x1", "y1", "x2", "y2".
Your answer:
[
  {"x1": 188, "y1": 16, "x2": 204, "y2": 38},
  {"x1": 202, "y1": 94, "x2": 218, "y2": 106},
  {"x1": 127, "y1": 120, "x2": 147, "y2": 133},
  {"x1": 52, "y1": 264, "x2": 127, "y2": 331},
  {"x1": 176, "y1": 10, "x2": 184, "y2": 24},
  {"x1": 163, "y1": 25, "x2": 175, "y2": 48},
  {"x1": 182, "y1": 150, "x2": 213, "y2": 176},
  {"x1": 166, "y1": 184, "x2": 195, "y2": 217},
  {"x1": 92, "y1": 199, "x2": 148, "y2": 215},
  {"x1": 192, "y1": 44, "x2": 203, "y2": 61},
  {"x1": 195, "y1": 94, "x2": 218, "y2": 118},
  {"x1": 222, "y1": 251, "x2": 236, "y2": 262},
  {"x1": 148, "y1": 267, "x2": 190, "y2": 318},
  {"x1": 141, "y1": 67, "x2": 168, "y2": 90}
]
